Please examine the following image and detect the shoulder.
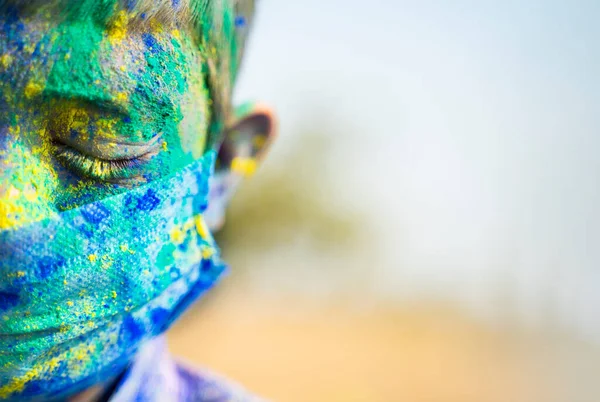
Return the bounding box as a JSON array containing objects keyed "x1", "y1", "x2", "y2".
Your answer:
[
  {"x1": 109, "y1": 337, "x2": 264, "y2": 402},
  {"x1": 174, "y1": 361, "x2": 265, "y2": 402}
]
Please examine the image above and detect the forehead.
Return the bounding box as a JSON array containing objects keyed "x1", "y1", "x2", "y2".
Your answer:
[
  {"x1": 0, "y1": 2, "x2": 199, "y2": 82},
  {"x1": 0, "y1": 3, "x2": 207, "y2": 138}
]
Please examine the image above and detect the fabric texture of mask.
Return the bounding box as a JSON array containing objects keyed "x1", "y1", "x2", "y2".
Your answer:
[{"x1": 0, "y1": 150, "x2": 226, "y2": 401}]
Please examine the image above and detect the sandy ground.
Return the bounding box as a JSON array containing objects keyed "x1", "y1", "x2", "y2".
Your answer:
[
  {"x1": 168, "y1": 283, "x2": 600, "y2": 402},
  {"x1": 164, "y1": 135, "x2": 600, "y2": 401}
]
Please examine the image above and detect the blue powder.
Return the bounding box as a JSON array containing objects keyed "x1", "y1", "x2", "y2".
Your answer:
[
  {"x1": 81, "y1": 203, "x2": 112, "y2": 224},
  {"x1": 235, "y1": 16, "x2": 246, "y2": 27},
  {"x1": 150, "y1": 308, "x2": 170, "y2": 333},
  {"x1": 0, "y1": 291, "x2": 19, "y2": 312},
  {"x1": 125, "y1": 0, "x2": 138, "y2": 11},
  {"x1": 37, "y1": 255, "x2": 64, "y2": 279},
  {"x1": 122, "y1": 316, "x2": 144, "y2": 343},
  {"x1": 141, "y1": 33, "x2": 163, "y2": 55},
  {"x1": 136, "y1": 189, "x2": 160, "y2": 212}
]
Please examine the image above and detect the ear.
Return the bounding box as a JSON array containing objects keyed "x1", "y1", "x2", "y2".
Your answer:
[
  {"x1": 215, "y1": 103, "x2": 277, "y2": 176},
  {"x1": 205, "y1": 103, "x2": 277, "y2": 231}
]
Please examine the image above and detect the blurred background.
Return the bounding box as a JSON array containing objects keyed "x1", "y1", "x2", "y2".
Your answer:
[{"x1": 170, "y1": 1, "x2": 600, "y2": 400}]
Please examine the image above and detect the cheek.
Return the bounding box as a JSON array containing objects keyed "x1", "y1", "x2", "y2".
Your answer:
[
  {"x1": 172, "y1": 37, "x2": 211, "y2": 160},
  {"x1": 0, "y1": 18, "x2": 66, "y2": 228},
  {"x1": 178, "y1": 81, "x2": 210, "y2": 159},
  {"x1": 0, "y1": 128, "x2": 60, "y2": 229}
]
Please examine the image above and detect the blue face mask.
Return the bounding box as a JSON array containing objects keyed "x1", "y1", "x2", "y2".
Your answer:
[{"x1": 0, "y1": 151, "x2": 226, "y2": 401}]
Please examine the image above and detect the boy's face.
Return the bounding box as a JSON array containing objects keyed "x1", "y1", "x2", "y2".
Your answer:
[
  {"x1": 0, "y1": 7, "x2": 211, "y2": 229},
  {"x1": 0, "y1": 3, "x2": 275, "y2": 399}
]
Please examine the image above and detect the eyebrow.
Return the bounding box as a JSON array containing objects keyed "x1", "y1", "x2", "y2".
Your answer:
[{"x1": 43, "y1": 88, "x2": 131, "y2": 117}]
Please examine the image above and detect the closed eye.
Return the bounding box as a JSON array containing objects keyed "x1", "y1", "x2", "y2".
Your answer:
[{"x1": 51, "y1": 140, "x2": 159, "y2": 183}]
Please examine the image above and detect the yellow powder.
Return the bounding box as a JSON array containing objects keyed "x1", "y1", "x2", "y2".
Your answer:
[
  {"x1": 194, "y1": 215, "x2": 209, "y2": 240},
  {"x1": 170, "y1": 227, "x2": 185, "y2": 244},
  {"x1": 24, "y1": 81, "x2": 43, "y2": 99},
  {"x1": 0, "y1": 54, "x2": 13, "y2": 69},
  {"x1": 108, "y1": 11, "x2": 129, "y2": 43},
  {"x1": 149, "y1": 19, "x2": 163, "y2": 33},
  {"x1": 115, "y1": 92, "x2": 128, "y2": 103},
  {"x1": 231, "y1": 157, "x2": 258, "y2": 177},
  {"x1": 202, "y1": 247, "x2": 215, "y2": 259}
]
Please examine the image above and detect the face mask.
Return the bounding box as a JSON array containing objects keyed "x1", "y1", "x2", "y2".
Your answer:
[{"x1": 0, "y1": 151, "x2": 226, "y2": 401}]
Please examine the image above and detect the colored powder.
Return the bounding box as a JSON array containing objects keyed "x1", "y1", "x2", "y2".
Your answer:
[{"x1": 0, "y1": 0, "x2": 258, "y2": 398}]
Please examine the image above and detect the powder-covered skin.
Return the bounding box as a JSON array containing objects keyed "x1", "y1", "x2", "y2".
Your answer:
[
  {"x1": 0, "y1": 1, "x2": 257, "y2": 400},
  {"x1": 0, "y1": 1, "x2": 210, "y2": 229}
]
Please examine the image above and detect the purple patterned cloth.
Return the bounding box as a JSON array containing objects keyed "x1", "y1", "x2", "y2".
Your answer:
[{"x1": 107, "y1": 337, "x2": 261, "y2": 402}]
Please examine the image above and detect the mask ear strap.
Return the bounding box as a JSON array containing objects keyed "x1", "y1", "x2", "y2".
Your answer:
[{"x1": 205, "y1": 102, "x2": 277, "y2": 231}]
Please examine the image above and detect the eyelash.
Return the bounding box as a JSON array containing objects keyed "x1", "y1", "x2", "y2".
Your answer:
[{"x1": 52, "y1": 141, "x2": 150, "y2": 182}]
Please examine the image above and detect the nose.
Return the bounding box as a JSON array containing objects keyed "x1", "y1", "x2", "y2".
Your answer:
[{"x1": 0, "y1": 127, "x2": 58, "y2": 230}]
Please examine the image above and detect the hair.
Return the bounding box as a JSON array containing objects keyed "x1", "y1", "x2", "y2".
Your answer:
[
  {"x1": 0, "y1": 0, "x2": 256, "y2": 146},
  {"x1": 122, "y1": 0, "x2": 256, "y2": 141}
]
